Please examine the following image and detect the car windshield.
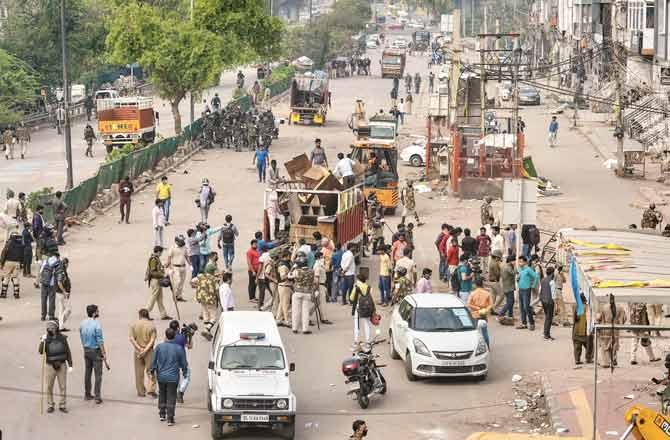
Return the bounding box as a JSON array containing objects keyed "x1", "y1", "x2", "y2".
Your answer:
[
  {"x1": 413, "y1": 307, "x2": 476, "y2": 332},
  {"x1": 370, "y1": 124, "x2": 395, "y2": 139},
  {"x1": 220, "y1": 346, "x2": 285, "y2": 370},
  {"x1": 520, "y1": 87, "x2": 536, "y2": 95},
  {"x1": 383, "y1": 55, "x2": 402, "y2": 65}
]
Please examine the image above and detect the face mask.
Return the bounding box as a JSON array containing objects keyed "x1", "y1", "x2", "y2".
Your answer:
[
  {"x1": 362, "y1": 429, "x2": 368, "y2": 437},
  {"x1": 47, "y1": 330, "x2": 55, "y2": 336}
]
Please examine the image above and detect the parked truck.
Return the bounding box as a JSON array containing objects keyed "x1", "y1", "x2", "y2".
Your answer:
[
  {"x1": 97, "y1": 96, "x2": 155, "y2": 148},
  {"x1": 289, "y1": 71, "x2": 330, "y2": 125},
  {"x1": 380, "y1": 49, "x2": 406, "y2": 78}
]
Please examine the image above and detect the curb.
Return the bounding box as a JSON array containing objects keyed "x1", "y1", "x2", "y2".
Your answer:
[{"x1": 540, "y1": 373, "x2": 570, "y2": 436}]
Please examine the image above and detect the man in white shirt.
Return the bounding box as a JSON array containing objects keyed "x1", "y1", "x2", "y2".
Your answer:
[
  {"x1": 398, "y1": 98, "x2": 406, "y2": 125},
  {"x1": 152, "y1": 199, "x2": 166, "y2": 248},
  {"x1": 491, "y1": 226, "x2": 505, "y2": 257},
  {"x1": 395, "y1": 247, "x2": 416, "y2": 286},
  {"x1": 166, "y1": 235, "x2": 188, "y2": 302},
  {"x1": 198, "y1": 178, "x2": 215, "y2": 224},
  {"x1": 218, "y1": 272, "x2": 235, "y2": 311},
  {"x1": 334, "y1": 153, "x2": 355, "y2": 188},
  {"x1": 340, "y1": 243, "x2": 356, "y2": 305}
]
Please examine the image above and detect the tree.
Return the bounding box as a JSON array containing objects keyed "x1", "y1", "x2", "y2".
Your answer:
[
  {"x1": 0, "y1": 0, "x2": 108, "y2": 86},
  {"x1": 105, "y1": 2, "x2": 223, "y2": 133},
  {"x1": 0, "y1": 49, "x2": 39, "y2": 124},
  {"x1": 196, "y1": 0, "x2": 284, "y2": 65},
  {"x1": 417, "y1": 0, "x2": 454, "y2": 20}
]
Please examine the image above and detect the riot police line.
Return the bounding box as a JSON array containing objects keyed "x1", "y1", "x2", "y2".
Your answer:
[{"x1": 197, "y1": 104, "x2": 279, "y2": 152}]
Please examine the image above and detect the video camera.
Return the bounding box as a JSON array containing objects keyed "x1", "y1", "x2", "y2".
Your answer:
[{"x1": 181, "y1": 322, "x2": 198, "y2": 343}]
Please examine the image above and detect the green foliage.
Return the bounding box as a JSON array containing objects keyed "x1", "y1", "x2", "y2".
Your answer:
[
  {"x1": 416, "y1": 0, "x2": 454, "y2": 18},
  {"x1": 282, "y1": 0, "x2": 371, "y2": 69},
  {"x1": 105, "y1": 1, "x2": 224, "y2": 133},
  {"x1": 27, "y1": 187, "x2": 54, "y2": 212},
  {"x1": 197, "y1": 0, "x2": 284, "y2": 64},
  {"x1": 0, "y1": 49, "x2": 39, "y2": 125},
  {"x1": 104, "y1": 143, "x2": 137, "y2": 163},
  {"x1": 0, "y1": 0, "x2": 109, "y2": 87},
  {"x1": 261, "y1": 65, "x2": 295, "y2": 88}
]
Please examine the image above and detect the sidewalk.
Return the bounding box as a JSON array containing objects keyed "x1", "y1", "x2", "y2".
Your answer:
[
  {"x1": 543, "y1": 353, "x2": 666, "y2": 437},
  {"x1": 0, "y1": 68, "x2": 257, "y2": 202}
]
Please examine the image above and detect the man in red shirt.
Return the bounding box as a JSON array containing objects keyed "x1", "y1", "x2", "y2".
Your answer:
[
  {"x1": 446, "y1": 240, "x2": 460, "y2": 282},
  {"x1": 391, "y1": 234, "x2": 407, "y2": 263},
  {"x1": 246, "y1": 240, "x2": 260, "y2": 302},
  {"x1": 476, "y1": 227, "x2": 492, "y2": 273}
]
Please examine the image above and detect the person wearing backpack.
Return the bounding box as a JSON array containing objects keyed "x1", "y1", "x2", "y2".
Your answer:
[
  {"x1": 217, "y1": 215, "x2": 239, "y2": 271},
  {"x1": 39, "y1": 246, "x2": 62, "y2": 321},
  {"x1": 197, "y1": 178, "x2": 216, "y2": 224},
  {"x1": 38, "y1": 320, "x2": 73, "y2": 413},
  {"x1": 350, "y1": 272, "x2": 376, "y2": 347}
]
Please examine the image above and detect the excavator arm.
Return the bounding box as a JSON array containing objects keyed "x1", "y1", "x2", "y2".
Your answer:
[{"x1": 620, "y1": 404, "x2": 670, "y2": 440}]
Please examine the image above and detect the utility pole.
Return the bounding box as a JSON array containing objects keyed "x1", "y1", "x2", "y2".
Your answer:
[
  {"x1": 189, "y1": 0, "x2": 195, "y2": 131},
  {"x1": 449, "y1": 0, "x2": 462, "y2": 127},
  {"x1": 480, "y1": 32, "x2": 486, "y2": 135},
  {"x1": 572, "y1": 40, "x2": 579, "y2": 128},
  {"x1": 60, "y1": 0, "x2": 73, "y2": 190},
  {"x1": 614, "y1": 0, "x2": 627, "y2": 177}
]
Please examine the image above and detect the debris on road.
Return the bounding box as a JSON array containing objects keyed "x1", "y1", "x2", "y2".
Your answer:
[{"x1": 512, "y1": 374, "x2": 523, "y2": 383}]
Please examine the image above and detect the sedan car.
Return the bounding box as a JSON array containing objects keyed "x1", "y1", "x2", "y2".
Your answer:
[
  {"x1": 389, "y1": 294, "x2": 489, "y2": 380},
  {"x1": 366, "y1": 39, "x2": 379, "y2": 49},
  {"x1": 518, "y1": 86, "x2": 541, "y2": 105},
  {"x1": 392, "y1": 38, "x2": 408, "y2": 49},
  {"x1": 400, "y1": 141, "x2": 426, "y2": 167}
]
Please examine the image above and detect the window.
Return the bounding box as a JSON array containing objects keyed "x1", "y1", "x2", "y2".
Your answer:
[
  {"x1": 660, "y1": 0, "x2": 666, "y2": 33},
  {"x1": 412, "y1": 307, "x2": 477, "y2": 332},
  {"x1": 220, "y1": 346, "x2": 285, "y2": 370},
  {"x1": 646, "y1": 3, "x2": 655, "y2": 28},
  {"x1": 399, "y1": 299, "x2": 413, "y2": 322}
]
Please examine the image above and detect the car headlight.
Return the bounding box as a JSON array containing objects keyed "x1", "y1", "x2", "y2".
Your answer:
[
  {"x1": 276, "y1": 399, "x2": 288, "y2": 409},
  {"x1": 223, "y1": 398, "x2": 234, "y2": 409},
  {"x1": 475, "y1": 336, "x2": 488, "y2": 356},
  {"x1": 413, "y1": 338, "x2": 432, "y2": 357}
]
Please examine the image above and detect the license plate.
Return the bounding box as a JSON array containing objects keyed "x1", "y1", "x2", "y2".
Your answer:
[
  {"x1": 443, "y1": 360, "x2": 465, "y2": 367},
  {"x1": 348, "y1": 382, "x2": 360, "y2": 391},
  {"x1": 241, "y1": 414, "x2": 269, "y2": 423}
]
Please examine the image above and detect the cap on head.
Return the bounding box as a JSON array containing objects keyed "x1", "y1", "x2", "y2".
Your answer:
[
  {"x1": 485, "y1": 196, "x2": 493, "y2": 203},
  {"x1": 202, "y1": 178, "x2": 209, "y2": 185},
  {"x1": 46, "y1": 320, "x2": 59, "y2": 331}
]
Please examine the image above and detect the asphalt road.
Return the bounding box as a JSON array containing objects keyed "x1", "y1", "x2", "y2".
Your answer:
[
  {"x1": 0, "y1": 68, "x2": 257, "y2": 203},
  {"x1": 0, "y1": 43, "x2": 649, "y2": 440}
]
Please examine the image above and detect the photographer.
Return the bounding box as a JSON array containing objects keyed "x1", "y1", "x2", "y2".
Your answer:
[
  {"x1": 456, "y1": 255, "x2": 474, "y2": 302},
  {"x1": 169, "y1": 320, "x2": 194, "y2": 404}
]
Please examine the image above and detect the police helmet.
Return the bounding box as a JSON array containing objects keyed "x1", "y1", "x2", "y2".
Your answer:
[
  {"x1": 294, "y1": 252, "x2": 308, "y2": 268},
  {"x1": 395, "y1": 266, "x2": 408, "y2": 277}
]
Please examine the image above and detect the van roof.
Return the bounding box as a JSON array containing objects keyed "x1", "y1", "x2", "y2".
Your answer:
[{"x1": 217, "y1": 311, "x2": 283, "y2": 346}]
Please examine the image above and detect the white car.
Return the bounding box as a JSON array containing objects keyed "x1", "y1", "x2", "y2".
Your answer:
[
  {"x1": 400, "y1": 141, "x2": 426, "y2": 167},
  {"x1": 366, "y1": 39, "x2": 378, "y2": 49},
  {"x1": 389, "y1": 294, "x2": 490, "y2": 380}
]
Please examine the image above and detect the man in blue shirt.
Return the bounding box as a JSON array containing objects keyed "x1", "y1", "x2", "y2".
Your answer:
[
  {"x1": 151, "y1": 327, "x2": 188, "y2": 426},
  {"x1": 255, "y1": 231, "x2": 278, "y2": 255},
  {"x1": 516, "y1": 256, "x2": 539, "y2": 330},
  {"x1": 457, "y1": 255, "x2": 474, "y2": 302},
  {"x1": 548, "y1": 116, "x2": 559, "y2": 147},
  {"x1": 79, "y1": 304, "x2": 107, "y2": 404}
]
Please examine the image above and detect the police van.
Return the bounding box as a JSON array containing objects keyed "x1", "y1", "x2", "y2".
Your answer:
[{"x1": 208, "y1": 311, "x2": 296, "y2": 439}]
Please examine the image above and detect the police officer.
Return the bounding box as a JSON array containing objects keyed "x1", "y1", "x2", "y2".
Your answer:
[
  {"x1": 191, "y1": 264, "x2": 219, "y2": 340},
  {"x1": 629, "y1": 302, "x2": 661, "y2": 365},
  {"x1": 0, "y1": 231, "x2": 24, "y2": 298},
  {"x1": 641, "y1": 203, "x2": 663, "y2": 229},
  {"x1": 16, "y1": 122, "x2": 30, "y2": 159},
  {"x1": 392, "y1": 266, "x2": 413, "y2": 304},
  {"x1": 276, "y1": 251, "x2": 292, "y2": 327},
  {"x1": 289, "y1": 252, "x2": 318, "y2": 334},
  {"x1": 39, "y1": 320, "x2": 73, "y2": 413},
  {"x1": 401, "y1": 180, "x2": 423, "y2": 227},
  {"x1": 84, "y1": 124, "x2": 97, "y2": 157},
  {"x1": 166, "y1": 235, "x2": 188, "y2": 302}
]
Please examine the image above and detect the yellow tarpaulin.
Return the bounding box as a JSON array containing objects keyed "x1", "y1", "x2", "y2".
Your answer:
[
  {"x1": 574, "y1": 250, "x2": 630, "y2": 257},
  {"x1": 569, "y1": 239, "x2": 630, "y2": 251},
  {"x1": 593, "y1": 279, "x2": 670, "y2": 288}
]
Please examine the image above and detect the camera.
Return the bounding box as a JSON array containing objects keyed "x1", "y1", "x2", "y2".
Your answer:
[{"x1": 181, "y1": 322, "x2": 198, "y2": 343}]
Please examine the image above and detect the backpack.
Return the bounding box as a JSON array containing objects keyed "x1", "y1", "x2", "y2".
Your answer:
[
  {"x1": 220, "y1": 224, "x2": 235, "y2": 244},
  {"x1": 528, "y1": 226, "x2": 540, "y2": 245},
  {"x1": 40, "y1": 259, "x2": 58, "y2": 286},
  {"x1": 207, "y1": 187, "x2": 216, "y2": 204},
  {"x1": 450, "y1": 266, "x2": 461, "y2": 292},
  {"x1": 356, "y1": 285, "x2": 374, "y2": 318}
]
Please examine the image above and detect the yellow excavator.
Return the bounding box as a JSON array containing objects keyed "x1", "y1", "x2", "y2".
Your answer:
[{"x1": 619, "y1": 404, "x2": 670, "y2": 440}]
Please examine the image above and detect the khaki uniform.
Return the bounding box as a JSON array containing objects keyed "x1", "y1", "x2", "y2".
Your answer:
[
  {"x1": 629, "y1": 303, "x2": 657, "y2": 363},
  {"x1": 290, "y1": 267, "x2": 315, "y2": 333},
  {"x1": 553, "y1": 272, "x2": 569, "y2": 325},
  {"x1": 312, "y1": 259, "x2": 328, "y2": 321},
  {"x1": 276, "y1": 263, "x2": 292, "y2": 324},
  {"x1": 488, "y1": 259, "x2": 503, "y2": 309},
  {"x1": 129, "y1": 319, "x2": 157, "y2": 395},
  {"x1": 572, "y1": 310, "x2": 594, "y2": 363},
  {"x1": 145, "y1": 255, "x2": 168, "y2": 319},
  {"x1": 167, "y1": 245, "x2": 188, "y2": 300},
  {"x1": 596, "y1": 303, "x2": 627, "y2": 367},
  {"x1": 400, "y1": 185, "x2": 417, "y2": 219},
  {"x1": 16, "y1": 126, "x2": 30, "y2": 158},
  {"x1": 3, "y1": 129, "x2": 14, "y2": 160},
  {"x1": 641, "y1": 208, "x2": 662, "y2": 229},
  {"x1": 480, "y1": 202, "x2": 494, "y2": 226},
  {"x1": 193, "y1": 273, "x2": 219, "y2": 326},
  {"x1": 392, "y1": 276, "x2": 413, "y2": 304}
]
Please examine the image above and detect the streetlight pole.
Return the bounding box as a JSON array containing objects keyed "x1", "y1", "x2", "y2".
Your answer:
[
  {"x1": 189, "y1": 0, "x2": 195, "y2": 130},
  {"x1": 60, "y1": 0, "x2": 73, "y2": 189}
]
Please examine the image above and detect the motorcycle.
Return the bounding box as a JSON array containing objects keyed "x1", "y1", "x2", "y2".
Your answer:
[{"x1": 341, "y1": 334, "x2": 387, "y2": 409}]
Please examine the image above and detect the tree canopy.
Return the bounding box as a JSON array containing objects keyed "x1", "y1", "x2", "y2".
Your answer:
[
  {"x1": 0, "y1": 0, "x2": 107, "y2": 87},
  {"x1": 0, "y1": 49, "x2": 39, "y2": 124}
]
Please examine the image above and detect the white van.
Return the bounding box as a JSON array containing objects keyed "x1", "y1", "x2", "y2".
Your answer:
[{"x1": 208, "y1": 311, "x2": 296, "y2": 439}]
